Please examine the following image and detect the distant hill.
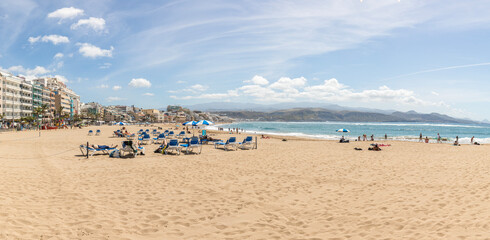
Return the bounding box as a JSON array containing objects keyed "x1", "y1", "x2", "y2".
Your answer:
[
  {"x1": 186, "y1": 101, "x2": 395, "y2": 114},
  {"x1": 212, "y1": 108, "x2": 480, "y2": 124}
]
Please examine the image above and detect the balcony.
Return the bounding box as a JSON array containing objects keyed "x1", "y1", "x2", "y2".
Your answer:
[{"x1": 3, "y1": 91, "x2": 14, "y2": 97}]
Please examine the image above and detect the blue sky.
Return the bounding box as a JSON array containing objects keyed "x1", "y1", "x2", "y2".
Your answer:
[{"x1": 1, "y1": 0, "x2": 490, "y2": 120}]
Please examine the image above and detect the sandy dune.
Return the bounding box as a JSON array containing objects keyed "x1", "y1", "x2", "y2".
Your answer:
[{"x1": 0, "y1": 125, "x2": 489, "y2": 239}]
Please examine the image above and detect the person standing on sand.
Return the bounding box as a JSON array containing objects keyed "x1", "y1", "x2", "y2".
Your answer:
[
  {"x1": 471, "y1": 136, "x2": 474, "y2": 144},
  {"x1": 437, "y1": 133, "x2": 441, "y2": 143},
  {"x1": 363, "y1": 134, "x2": 367, "y2": 141},
  {"x1": 385, "y1": 134, "x2": 387, "y2": 140},
  {"x1": 419, "y1": 133, "x2": 423, "y2": 142},
  {"x1": 425, "y1": 136, "x2": 429, "y2": 143},
  {"x1": 370, "y1": 134, "x2": 374, "y2": 141}
]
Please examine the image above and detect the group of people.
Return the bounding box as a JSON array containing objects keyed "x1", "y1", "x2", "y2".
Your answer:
[
  {"x1": 418, "y1": 133, "x2": 480, "y2": 145},
  {"x1": 357, "y1": 134, "x2": 375, "y2": 141}
]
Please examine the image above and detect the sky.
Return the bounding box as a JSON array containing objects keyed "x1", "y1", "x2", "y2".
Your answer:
[{"x1": 1, "y1": 0, "x2": 490, "y2": 121}]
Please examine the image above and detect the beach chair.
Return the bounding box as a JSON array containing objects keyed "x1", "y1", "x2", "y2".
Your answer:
[
  {"x1": 238, "y1": 136, "x2": 255, "y2": 150},
  {"x1": 214, "y1": 137, "x2": 238, "y2": 151},
  {"x1": 95, "y1": 129, "x2": 101, "y2": 136},
  {"x1": 165, "y1": 139, "x2": 181, "y2": 155},
  {"x1": 139, "y1": 133, "x2": 151, "y2": 144},
  {"x1": 113, "y1": 129, "x2": 123, "y2": 137},
  {"x1": 167, "y1": 131, "x2": 175, "y2": 138},
  {"x1": 185, "y1": 137, "x2": 201, "y2": 154},
  {"x1": 153, "y1": 133, "x2": 166, "y2": 144},
  {"x1": 79, "y1": 144, "x2": 116, "y2": 156},
  {"x1": 163, "y1": 130, "x2": 169, "y2": 135},
  {"x1": 88, "y1": 130, "x2": 93, "y2": 136},
  {"x1": 176, "y1": 131, "x2": 186, "y2": 139},
  {"x1": 120, "y1": 140, "x2": 145, "y2": 158}
]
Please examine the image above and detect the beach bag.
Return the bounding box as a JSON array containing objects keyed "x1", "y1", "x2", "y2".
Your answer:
[{"x1": 109, "y1": 149, "x2": 120, "y2": 158}]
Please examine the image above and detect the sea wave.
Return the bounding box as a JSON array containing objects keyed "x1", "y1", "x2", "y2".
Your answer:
[{"x1": 209, "y1": 123, "x2": 490, "y2": 144}]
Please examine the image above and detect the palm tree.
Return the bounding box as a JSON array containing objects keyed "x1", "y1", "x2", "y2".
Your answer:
[{"x1": 33, "y1": 104, "x2": 49, "y2": 125}]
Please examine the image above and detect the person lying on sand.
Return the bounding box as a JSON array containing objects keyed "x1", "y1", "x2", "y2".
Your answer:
[
  {"x1": 339, "y1": 136, "x2": 349, "y2": 143},
  {"x1": 91, "y1": 144, "x2": 118, "y2": 149},
  {"x1": 261, "y1": 135, "x2": 270, "y2": 139},
  {"x1": 368, "y1": 144, "x2": 381, "y2": 151}
]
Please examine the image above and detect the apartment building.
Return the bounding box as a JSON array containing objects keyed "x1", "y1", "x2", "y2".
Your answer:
[
  {"x1": 0, "y1": 70, "x2": 23, "y2": 120},
  {"x1": 19, "y1": 81, "x2": 33, "y2": 118},
  {"x1": 33, "y1": 77, "x2": 80, "y2": 118}
]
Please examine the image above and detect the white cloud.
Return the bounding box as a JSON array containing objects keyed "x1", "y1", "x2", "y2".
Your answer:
[
  {"x1": 47, "y1": 7, "x2": 84, "y2": 21},
  {"x1": 7, "y1": 65, "x2": 50, "y2": 76},
  {"x1": 128, "y1": 78, "x2": 151, "y2": 88},
  {"x1": 244, "y1": 75, "x2": 269, "y2": 85},
  {"x1": 71, "y1": 17, "x2": 106, "y2": 31},
  {"x1": 99, "y1": 63, "x2": 112, "y2": 69},
  {"x1": 112, "y1": 85, "x2": 122, "y2": 91},
  {"x1": 53, "y1": 53, "x2": 64, "y2": 59},
  {"x1": 176, "y1": 80, "x2": 186, "y2": 84},
  {"x1": 143, "y1": 93, "x2": 155, "y2": 96},
  {"x1": 172, "y1": 75, "x2": 447, "y2": 107},
  {"x1": 28, "y1": 35, "x2": 69, "y2": 45},
  {"x1": 190, "y1": 84, "x2": 208, "y2": 92},
  {"x1": 5, "y1": 65, "x2": 71, "y2": 83},
  {"x1": 77, "y1": 43, "x2": 114, "y2": 58},
  {"x1": 97, "y1": 84, "x2": 109, "y2": 88},
  {"x1": 107, "y1": 96, "x2": 124, "y2": 102},
  {"x1": 53, "y1": 75, "x2": 69, "y2": 83},
  {"x1": 431, "y1": 91, "x2": 440, "y2": 96}
]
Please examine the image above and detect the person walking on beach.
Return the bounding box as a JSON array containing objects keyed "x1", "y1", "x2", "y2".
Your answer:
[
  {"x1": 419, "y1": 133, "x2": 423, "y2": 142},
  {"x1": 471, "y1": 136, "x2": 474, "y2": 144},
  {"x1": 363, "y1": 134, "x2": 367, "y2": 141},
  {"x1": 437, "y1": 133, "x2": 441, "y2": 143},
  {"x1": 370, "y1": 134, "x2": 374, "y2": 141}
]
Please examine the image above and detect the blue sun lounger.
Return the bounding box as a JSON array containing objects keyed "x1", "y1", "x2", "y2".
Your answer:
[
  {"x1": 214, "y1": 137, "x2": 238, "y2": 151},
  {"x1": 165, "y1": 139, "x2": 182, "y2": 155}
]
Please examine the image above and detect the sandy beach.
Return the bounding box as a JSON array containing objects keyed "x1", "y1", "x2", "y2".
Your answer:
[{"x1": 0, "y1": 125, "x2": 489, "y2": 239}]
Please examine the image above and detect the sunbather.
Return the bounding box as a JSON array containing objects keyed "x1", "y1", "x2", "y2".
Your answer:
[
  {"x1": 92, "y1": 144, "x2": 118, "y2": 149},
  {"x1": 368, "y1": 144, "x2": 381, "y2": 151}
]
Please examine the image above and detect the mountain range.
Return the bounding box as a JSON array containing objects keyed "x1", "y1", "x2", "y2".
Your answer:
[{"x1": 185, "y1": 102, "x2": 484, "y2": 124}]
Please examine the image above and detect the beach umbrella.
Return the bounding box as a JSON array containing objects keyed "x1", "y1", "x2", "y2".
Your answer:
[
  {"x1": 196, "y1": 120, "x2": 214, "y2": 126},
  {"x1": 336, "y1": 129, "x2": 350, "y2": 133},
  {"x1": 115, "y1": 122, "x2": 127, "y2": 126},
  {"x1": 183, "y1": 121, "x2": 197, "y2": 126},
  {"x1": 195, "y1": 120, "x2": 214, "y2": 136}
]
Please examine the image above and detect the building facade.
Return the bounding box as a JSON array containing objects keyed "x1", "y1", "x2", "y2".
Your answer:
[{"x1": 0, "y1": 70, "x2": 23, "y2": 120}]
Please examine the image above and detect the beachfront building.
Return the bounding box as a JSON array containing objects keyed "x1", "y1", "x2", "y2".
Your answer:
[
  {"x1": 32, "y1": 83, "x2": 43, "y2": 111},
  {"x1": 141, "y1": 109, "x2": 166, "y2": 123},
  {"x1": 0, "y1": 70, "x2": 23, "y2": 120},
  {"x1": 19, "y1": 81, "x2": 33, "y2": 118},
  {"x1": 33, "y1": 77, "x2": 80, "y2": 119},
  {"x1": 54, "y1": 89, "x2": 72, "y2": 117}
]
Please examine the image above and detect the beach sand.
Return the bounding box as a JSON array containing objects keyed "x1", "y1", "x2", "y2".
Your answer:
[{"x1": 0, "y1": 125, "x2": 489, "y2": 239}]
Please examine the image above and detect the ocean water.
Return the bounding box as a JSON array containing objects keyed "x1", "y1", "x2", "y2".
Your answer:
[{"x1": 210, "y1": 122, "x2": 490, "y2": 144}]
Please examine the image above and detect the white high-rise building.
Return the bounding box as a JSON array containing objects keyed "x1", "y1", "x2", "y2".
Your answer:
[{"x1": 0, "y1": 70, "x2": 24, "y2": 120}]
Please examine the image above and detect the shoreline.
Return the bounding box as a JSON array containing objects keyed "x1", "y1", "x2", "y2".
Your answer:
[{"x1": 207, "y1": 124, "x2": 484, "y2": 145}]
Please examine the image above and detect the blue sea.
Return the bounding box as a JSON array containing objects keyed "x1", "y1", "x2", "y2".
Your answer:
[{"x1": 211, "y1": 122, "x2": 490, "y2": 144}]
